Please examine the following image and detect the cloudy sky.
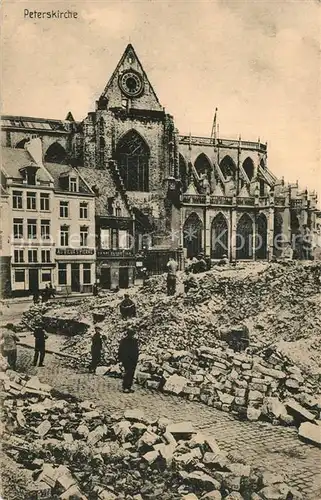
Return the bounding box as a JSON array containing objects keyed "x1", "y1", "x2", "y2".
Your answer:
[{"x1": 1, "y1": 0, "x2": 320, "y2": 198}]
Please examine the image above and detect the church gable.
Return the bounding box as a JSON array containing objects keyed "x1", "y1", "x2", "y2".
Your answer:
[{"x1": 99, "y1": 44, "x2": 163, "y2": 112}]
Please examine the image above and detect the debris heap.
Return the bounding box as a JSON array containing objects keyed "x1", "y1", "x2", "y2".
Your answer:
[
  {"x1": 1, "y1": 370, "x2": 304, "y2": 500},
  {"x1": 20, "y1": 262, "x2": 321, "y2": 434}
]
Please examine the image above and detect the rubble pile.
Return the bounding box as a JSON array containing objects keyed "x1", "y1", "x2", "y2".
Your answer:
[
  {"x1": 20, "y1": 263, "x2": 321, "y2": 432},
  {"x1": 103, "y1": 344, "x2": 321, "y2": 437},
  {"x1": 1, "y1": 371, "x2": 304, "y2": 500}
]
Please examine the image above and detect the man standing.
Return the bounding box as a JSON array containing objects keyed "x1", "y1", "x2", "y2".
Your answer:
[
  {"x1": 166, "y1": 256, "x2": 178, "y2": 296},
  {"x1": 1, "y1": 323, "x2": 20, "y2": 370},
  {"x1": 33, "y1": 323, "x2": 48, "y2": 367},
  {"x1": 118, "y1": 329, "x2": 139, "y2": 393},
  {"x1": 119, "y1": 294, "x2": 136, "y2": 320},
  {"x1": 89, "y1": 325, "x2": 103, "y2": 373}
]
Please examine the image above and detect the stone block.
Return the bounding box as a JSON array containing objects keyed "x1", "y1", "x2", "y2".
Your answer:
[
  {"x1": 201, "y1": 492, "x2": 222, "y2": 500},
  {"x1": 298, "y1": 421, "x2": 321, "y2": 446},
  {"x1": 257, "y1": 483, "x2": 290, "y2": 500},
  {"x1": 166, "y1": 421, "x2": 194, "y2": 435},
  {"x1": 218, "y1": 391, "x2": 234, "y2": 405},
  {"x1": 163, "y1": 374, "x2": 188, "y2": 395},
  {"x1": 248, "y1": 390, "x2": 263, "y2": 401},
  {"x1": 95, "y1": 366, "x2": 109, "y2": 376},
  {"x1": 247, "y1": 407, "x2": 261, "y2": 421},
  {"x1": 124, "y1": 409, "x2": 145, "y2": 421},
  {"x1": 36, "y1": 420, "x2": 51, "y2": 437},
  {"x1": 285, "y1": 400, "x2": 315, "y2": 423},
  {"x1": 185, "y1": 471, "x2": 221, "y2": 491},
  {"x1": 138, "y1": 430, "x2": 159, "y2": 447},
  {"x1": 205, "y1": 437, "x2": 221, "y2": 455},
  {"x1": 285, "y1": 379, "x2": 300, "y2": 390}
]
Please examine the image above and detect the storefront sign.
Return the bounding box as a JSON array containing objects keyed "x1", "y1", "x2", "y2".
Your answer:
[
  {"x1": 56, "y1": 248, "x2": 95, "y2": 255},
  {"x1": 97, "y1": 249, "x2": 133, "y2": 258}
]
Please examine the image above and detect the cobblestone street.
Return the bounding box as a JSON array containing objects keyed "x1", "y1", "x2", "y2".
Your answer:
[{"x1": 18, "y1": 346, "x2": 321, "y2": 500}]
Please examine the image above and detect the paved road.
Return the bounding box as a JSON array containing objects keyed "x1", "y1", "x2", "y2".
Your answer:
[{"x1": 16, "y1": 346, "x2": 321, "y2": 500}]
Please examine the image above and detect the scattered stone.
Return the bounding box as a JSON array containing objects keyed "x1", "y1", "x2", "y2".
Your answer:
[{"x1": 298, "y1": 422, "x2": 321, "y2": 447}]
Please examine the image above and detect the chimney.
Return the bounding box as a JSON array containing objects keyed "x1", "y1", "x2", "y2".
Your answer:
[{"x1": 25, "y1": 137, "x2": 44, "y2": 166}]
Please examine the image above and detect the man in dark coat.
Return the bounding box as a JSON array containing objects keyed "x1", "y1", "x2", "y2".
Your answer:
[
  {"x1": 118, "y1": 329, "x2": 139, "y2": 393},
  {"x1": 119, "y1": 294, "x2": 136, "y2": 320},
  {"x1": 33, "y1": 324, "x2": 48, "y2": 367},
  {"x1": 193, "y1": 254, "x2": 207, "y2": 274},
  {"x1": 89, "y1": 325, "x2": 104, "y2": 373}
]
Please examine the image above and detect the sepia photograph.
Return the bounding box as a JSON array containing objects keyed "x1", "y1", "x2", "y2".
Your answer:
[{"x1": 0, "y1": 0, "x2": 320, "y2": 498}]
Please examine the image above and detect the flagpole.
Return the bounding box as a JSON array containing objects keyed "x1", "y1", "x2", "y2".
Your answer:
[{"x1": 237, "y1": 134, "x2": 241, "y2": 196}]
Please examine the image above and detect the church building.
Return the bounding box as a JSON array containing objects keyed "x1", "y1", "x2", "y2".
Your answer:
[{"x1": 1, "y1": 44, "x2": 318, "y2": 292}]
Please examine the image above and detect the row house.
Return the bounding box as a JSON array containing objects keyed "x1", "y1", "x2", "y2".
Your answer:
[
  {"x1": 79, "y1": 164, "x2": 136, "y2": 290},
  {"x1": 0, "y1": 138, "x2": 95, "y2": 297}
]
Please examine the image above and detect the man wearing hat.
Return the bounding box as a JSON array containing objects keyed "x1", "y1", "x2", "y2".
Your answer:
[
  {"x1": 89, "y1": 324, "x2": 104, "y2": 373},
  {"x1": 118, "y1": 328, "x2": 139, "y2": 393},
  {"x1": 33, "y1": 322, "x2": 48, "y2": 367},
  {"x1": 1, "y1": 323, "x2": 20, "y2": 370}
]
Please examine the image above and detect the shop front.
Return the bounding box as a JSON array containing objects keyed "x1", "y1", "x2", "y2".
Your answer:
[
  {"x1": 55, "y1": 247, "x2": 96, "y2": 295},
  {"x1": 97, "y1": 249, "x2": 135, "y2": 290}
]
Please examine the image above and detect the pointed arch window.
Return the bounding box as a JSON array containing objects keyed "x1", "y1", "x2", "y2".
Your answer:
[
  {"x1": 242, "y1": 157, "x2": 254, "y2": 181},
  {"x1": 220, "y1": 156, "x2": 236, "y2": 180},
  {"x1": 116, "y1": 130, "x2": 150, "y2": 191},
  {"x1": 45, "y1": 142, "x2": 67, "y2": 164}
]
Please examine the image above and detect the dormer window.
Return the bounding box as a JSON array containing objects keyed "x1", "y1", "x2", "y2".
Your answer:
[
  {"x1": 69, "y1": 177, "x2": 78, "y2": 192},
  {"x1": 19, "y1": 165, "x2": 39, "y2": 186}
]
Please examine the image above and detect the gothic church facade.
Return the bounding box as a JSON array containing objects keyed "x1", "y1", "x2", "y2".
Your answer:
[{"x1": 1, "y1": 44, "x2": 318, "y2": 291}]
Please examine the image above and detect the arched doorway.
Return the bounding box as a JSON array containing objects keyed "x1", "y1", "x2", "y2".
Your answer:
[
  {"x1": 273, "y1": 212, "x2": 283, "y2": 257},
  {"x1": 236, "y1": 213, "x2": 253, "y2": 260},
  {"x1": 211, "y1": 213, "x2": 228, "y2": 259},
  {"x1": 45, "y1": 142, "x2": 67, "y2": 164},
  {"x1": 183, "y1": 213, "x2": 203, "y2": 258},
  {"x1": 219, "y1": 155, "x2": 236, "y2": 180},
  {"x1": 256, "y1": 213, "x2": 268, "y2": 259},
  {"x1": 179, "y1": 154, "x2": 188, "y2": 193},
  {"x1": 242, "y1": 157, "x2": 254, "y2": 181},
  {"x1": 116, "y1": 130, "x2": 149, "y2": 192}
]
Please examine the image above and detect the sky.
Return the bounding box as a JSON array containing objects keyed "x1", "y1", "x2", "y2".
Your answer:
[{"x1": 1, "y1": 0, "x2": 320, "y2": 199}]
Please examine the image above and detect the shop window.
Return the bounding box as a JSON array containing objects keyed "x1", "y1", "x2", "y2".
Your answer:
[
  {"x1": 28, "y1": 249, "x2": 38, "y2": 263},
  {"x1": 13, "y1": 191, "x2": 23, "y2": 209},
  {"x1": 13, "y1": 218, "x2": 23, "y2": 239},
  {"x1": 14, "y1": 249, "x2": 24, "y2": 263},
  {"x1": 119, "y1": 230, "x2": 130, "y2": 249},
  {"x1": 40, "y1": 193, "x2": 50, "y2": 211},
  {"x1": 83, "y1": 264, "x2": 91, "y2": 284},
  {"x1": 101, "y1": 229, "x2": 110, "y2": 249},
  {"x1": 15, "y1": 269, "x2": 25, "y2": 283},
  {"x1": 58, "y1": 263, "x2": 67, "y2": 285},
  {"x1": 60, "y1": 201, "x2": 69, "y2": 218},
  {"x1": 27, "y1": 192, "x2": 36, "y2": 210}
]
